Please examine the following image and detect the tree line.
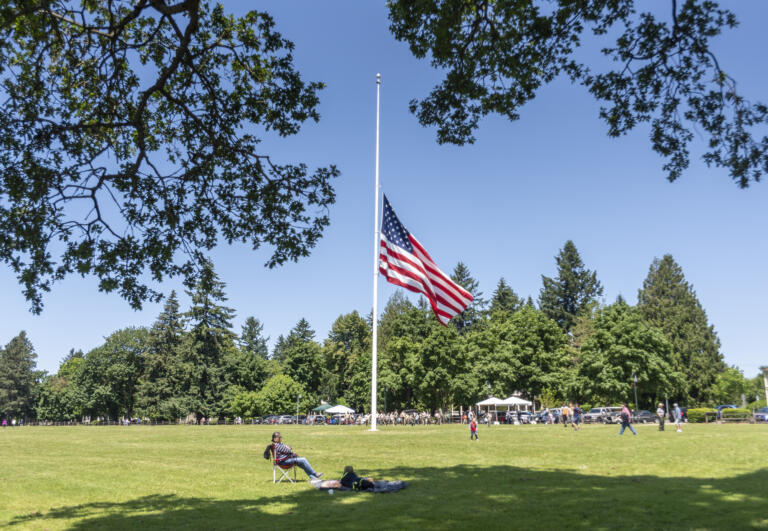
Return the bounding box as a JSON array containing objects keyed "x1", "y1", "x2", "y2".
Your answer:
[{"x1": 1, "y1": 242, "x2": 763, "y2": 422}]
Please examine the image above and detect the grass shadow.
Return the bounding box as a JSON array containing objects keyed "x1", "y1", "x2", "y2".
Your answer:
[{"x1": 8, "y1": 465, "x2": 768, "y2": 529}]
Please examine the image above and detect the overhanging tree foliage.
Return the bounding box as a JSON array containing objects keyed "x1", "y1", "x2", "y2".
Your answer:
[
  {"x1": 0, "y1": 1, "x2": 338, "y2": 313},
  {"x1": 388, "y1": 0, "x2": 768, "y2": 186}
]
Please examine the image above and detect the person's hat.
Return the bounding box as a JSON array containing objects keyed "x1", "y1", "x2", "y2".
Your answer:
[{"x1": 658, "y1": 403, "x2": 664, "y2": 407}]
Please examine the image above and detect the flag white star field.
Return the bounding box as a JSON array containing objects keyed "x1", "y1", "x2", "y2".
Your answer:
[{"x1": 379, "y1": 195, "x2": 473, "y2": 325}]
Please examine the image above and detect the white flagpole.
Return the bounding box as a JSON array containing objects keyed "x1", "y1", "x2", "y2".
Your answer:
[{"x1": 370, "y1": 73, "x2": 381, "y2": 432}]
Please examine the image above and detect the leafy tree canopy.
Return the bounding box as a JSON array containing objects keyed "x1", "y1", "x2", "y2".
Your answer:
[
  {"x1": 388, "y1": 0, "x2": 768, "y2": 186},
  {"x1": 574, "y1": 301, "x2": 683, "y2": 407},
  {"x1": 0, "y1": 0, "x2": 338, "y2": 313}
]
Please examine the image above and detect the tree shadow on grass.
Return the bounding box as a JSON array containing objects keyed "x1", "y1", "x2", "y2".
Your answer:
[{"x1": 8, "y1": 466, "x2": 768, "y2": 530}]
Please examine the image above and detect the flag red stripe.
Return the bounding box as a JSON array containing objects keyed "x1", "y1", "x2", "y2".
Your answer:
[
  {"x1": 410, "y1": 236, "x2": 473, "y2": 302},
  {"x1": 381, "y1": 254, "x2": 464, "y2": 316},
  {"x1": 380, "y1": 237, "x2": 466, "y2": 318}
]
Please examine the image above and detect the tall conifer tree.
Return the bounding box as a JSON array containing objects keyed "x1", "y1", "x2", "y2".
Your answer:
[
  {"x1": 240, "y1": 317, "x2": 270, "y2": 360},
  {"x1": 637, "y1": 255, "x2": 724, "y2": 403},
  {"x1": 281, "y1": 319, "x2": 323, "y2": 395},
  {"x1": 450, "y1": 262, "x2": 485, "y2": 334},
  {"x1": 539, "y1": 241, "x2": 603, "y2": 333},
  {"x1": 137, "y1": 291, "x2": 185, "y2": 419},
  {"x1": 0, "y1": 331, "x2": 40, "y2": 420},
  {"x1": 179, "y1": 264, "x2": 237, "y2": 418},
  {"x1": 489, "y1": 277, "x2": 523, "y2": 317}
]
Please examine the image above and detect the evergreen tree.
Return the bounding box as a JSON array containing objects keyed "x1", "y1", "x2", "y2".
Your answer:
[
  {"x1": 637, "y1": 255, "x2": 725, "y2": 404},
  {"x1": 222, "y1": 316, "x2": 270, "y2": 394},
  {"x1": 136, "y1": 291, "x2": 185, "y2": 420},
  {"x1": 489, "y1": 277, "x2": 523, "y2": 316},
  {"x1": 0, "y1": 331, "x2": 41, "y2": 420},
  {"x1": 240, "y1": 317, "x2": 270, "y2": 360},
  {"x1": 178, "y1": 264, "x2": 237, "y2": 419},
  {"x1": 281, "y1": 319, "x2": 324, "y2": 395},
  {"x1": 272, "y1": 335, "x2": 287, "y2": 363},
  {"x1": 450, "y1": 262, "x2": 485, "y2": 334},
  {"x1": 539, "y1": 241, "x2": 604, "y2": 333}
]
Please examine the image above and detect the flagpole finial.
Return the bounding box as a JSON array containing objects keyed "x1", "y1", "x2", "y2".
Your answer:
[{"x1": 376, "y1": 73, "x2": 381, "y2": 84}]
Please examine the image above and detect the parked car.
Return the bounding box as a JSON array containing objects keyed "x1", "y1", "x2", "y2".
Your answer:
[
  {"x1": 583, "y1": 407, "x2": 622, "y2": 424},
  {"x1": 262, "y1": 415, "x2": 278, "y2": 425},
  {"x1": 632, "y1": 410, "x2": 656, "y2": 423},
  {"x1": 277, "y1": 415, "x2": 293, "y2": 424},
  {"x1": 290, "y1": 415, "x2": 307, "y2": 424},
  {"x1": 753, "y1": 407, "x2": 768, "y2": 422},
  {"x1": 307, "y1": 415, "x2": 325, "y2": 425}
]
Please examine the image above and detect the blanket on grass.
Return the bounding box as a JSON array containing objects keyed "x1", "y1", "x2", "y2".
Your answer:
[{"x1": 310, "y1": 478, "x2": 407, "y2": 493}]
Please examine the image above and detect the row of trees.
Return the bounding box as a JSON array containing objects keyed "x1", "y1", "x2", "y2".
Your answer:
[{"x1": 1, "y1": 243, "x2": 763, "y2": 422}]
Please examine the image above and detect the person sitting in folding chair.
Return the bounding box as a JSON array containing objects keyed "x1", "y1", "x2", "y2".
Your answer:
[{"x1": 264, "y1": 431, "x2": 323, "y2": 481}]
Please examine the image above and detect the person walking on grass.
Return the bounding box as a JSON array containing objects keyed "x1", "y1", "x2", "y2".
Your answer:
[
  {"x1": 673, "y1": 403, "x2": 683, "y2": 433},
  {"x1": 561, "y1": 403, "x2": 571, "y2": 428},
  {"x1": 618, "y1": 403, "x2": 637, "y2": 436},
  {"x1": 657, "y1": 403, "x2": 665, "y2": 431},
  {"x1": 571, "y1": 403, "x2": 582, "y2": 431},
  {"x1": 470, "y1": 418, "x2": 478, "y2": 440}
]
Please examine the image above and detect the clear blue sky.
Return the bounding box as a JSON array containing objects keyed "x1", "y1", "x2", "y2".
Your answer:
[{"x1": 1, "y1": 1, "x2": 766, "y2": 380}]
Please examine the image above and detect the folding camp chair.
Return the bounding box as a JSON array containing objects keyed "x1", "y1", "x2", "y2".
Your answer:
[{"x1": 270, "y1": 445, "x2": 296, "y2": 484}]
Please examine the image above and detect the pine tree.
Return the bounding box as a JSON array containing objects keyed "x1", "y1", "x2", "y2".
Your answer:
[
  {"x1": 637, "y1": 255, "x2": 725, "y2": 404},
  {"x1": 489, "y1": 277, "x2": 523, "y2": 316},
  {"x1": 224, "y1": 317, "x2": 270, "y2": 393},
  {"x1": 179, "y1": 264, "x2": 237, "y2": 419},
  {"x1": 281, "y1": 319, "x2": 323, "y2": 395},
  {"x1": 240, "y1": 317, "x2": 270, "y2": 360},
  {"x1": 450, "y1": 262, "x2": 485, "y2": 334},
  {"x1": 0, "y1": 331, "x2": 40, "y2": 420},
  {"x1": 539, "y1": 240, "x2": 603, "y2": 333},
  {"x1": 272, "y1": 335, "x2": 287, "y2": 362},
  {"x1": 136, "y1": 291, "x2": 185, "y2": 419}
]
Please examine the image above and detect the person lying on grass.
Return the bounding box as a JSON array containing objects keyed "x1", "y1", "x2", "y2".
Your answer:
[
  {"x1": 311, "y1": 466, "x2": 375, "y2": 490},
  {"x1": 264, "y1": 431, "x2": 323, "y2": 480}
]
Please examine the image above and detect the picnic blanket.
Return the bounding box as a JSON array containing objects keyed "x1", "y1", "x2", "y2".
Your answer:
[{"x1": 310, "y1": 478, "x2": 407, "y2": 493}]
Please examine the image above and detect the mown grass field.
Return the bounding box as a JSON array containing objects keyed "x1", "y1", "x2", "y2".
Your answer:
[{"x1": 1, "y1": 422, "x2": 766, "y2": 530}]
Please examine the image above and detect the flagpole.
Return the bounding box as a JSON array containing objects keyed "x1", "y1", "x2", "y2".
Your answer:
[{"x1": 370, "y1": 73, "x2": 381, "y2": 432}]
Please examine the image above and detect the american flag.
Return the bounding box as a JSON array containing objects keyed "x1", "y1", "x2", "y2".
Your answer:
[{"x1": 379, "y1": 195, "x2": 473, "y2": 325}]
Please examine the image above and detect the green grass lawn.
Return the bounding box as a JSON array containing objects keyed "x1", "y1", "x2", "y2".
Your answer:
[{"x1": 1, "y1": 422, "x2": 766, "y2": 530}]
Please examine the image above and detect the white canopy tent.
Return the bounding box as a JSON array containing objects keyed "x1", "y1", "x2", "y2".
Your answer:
[
  {"x1": 476, "y1": 397, "x2": 506, "y2": 407},
  {"x1": 476, "y1": 397, "x2": 505, "y2": 423},
  {"x1": 501, "y1": 396, "x2": 533, "y2": 408},
  {"x1": 325, "y1": 405, "x2": 355, "y2": 415}
]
